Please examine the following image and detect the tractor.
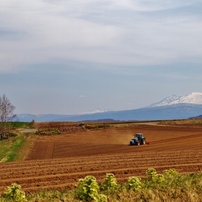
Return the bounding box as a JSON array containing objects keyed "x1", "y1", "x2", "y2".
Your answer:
[{"x1": 130, "y1": 133, "x2": 146, "y2": 146}]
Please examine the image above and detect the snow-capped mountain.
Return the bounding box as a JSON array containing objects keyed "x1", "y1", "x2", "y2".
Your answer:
[
  {"x1": 18, "y1": 92, "x2": 202, "y2": 122},
  {"x1": 150, "y1": 92, "x2": 202, "y2": 107}
]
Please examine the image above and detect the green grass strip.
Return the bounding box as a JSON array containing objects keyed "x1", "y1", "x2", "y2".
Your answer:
[{"x1": 0, "y1": 135, "x2": 26, "y2": 162}]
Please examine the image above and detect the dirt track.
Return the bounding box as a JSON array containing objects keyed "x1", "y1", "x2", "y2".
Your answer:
[{"x1": 0, "y1": 125, "x2": 202, "y2": 193}]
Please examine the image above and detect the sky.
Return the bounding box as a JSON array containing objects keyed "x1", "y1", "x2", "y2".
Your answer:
[{"x1": 0, "y1": 0, "x2": 202, "y2": 115}]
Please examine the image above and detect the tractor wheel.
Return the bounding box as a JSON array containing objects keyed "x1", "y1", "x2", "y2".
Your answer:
[
  {"x1": 142, "y1": 139, "x2": 146, "y2": 145},
  {"x1": 137, "y1": 142, "x2": 140, "y2": 146}
]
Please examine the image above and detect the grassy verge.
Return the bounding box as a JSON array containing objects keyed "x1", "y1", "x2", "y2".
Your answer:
[
  {"x1": 0, "y1": 134, "x2": 25, "y2": 162},
  {"x1": 0, "y1": 133, "x2": 37, "y2": 162},
  {"x1": 4, "y1": 134, "x2": 25, "y2": 162},
  {"x1": 0, "y1": 138, "x2": 13, "y2": 161},
  {"x1": 0, "y1": 121, "x2": 37, "y2": 162}
]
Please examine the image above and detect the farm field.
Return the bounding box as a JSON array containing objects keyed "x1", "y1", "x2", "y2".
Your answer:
[{"x1": 0, "y1": 124, "x2": 202, "y2": 193}]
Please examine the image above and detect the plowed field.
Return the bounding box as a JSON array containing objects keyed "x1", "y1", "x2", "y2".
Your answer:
[{"x1": 0, "y1": 125, "x2": 202, "y2": 193}]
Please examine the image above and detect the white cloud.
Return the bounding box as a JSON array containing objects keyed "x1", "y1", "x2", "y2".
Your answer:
[
  {"x1": 0, "y1": 0, "x2": 202, "y2": 73},
  {"x1": 104, "y1": 0, "x2": 191, "y2": 11}
]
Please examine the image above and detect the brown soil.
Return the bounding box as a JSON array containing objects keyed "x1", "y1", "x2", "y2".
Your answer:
[{"x1": 0, "y1": 125, "x2": 202, "y2": 193}]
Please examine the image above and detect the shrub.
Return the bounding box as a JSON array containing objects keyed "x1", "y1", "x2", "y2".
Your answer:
[
  {"x1": 4, "y1": 183, "x2": 27, "y2": 202},
  {"x1": 146, "y1": 168, "x2": 158, "y2": 182},
  {"x1": 76, "y1": 175, "x2": 107, "y2": 202},
  {"x1": 127, "y1": 176, "x2": 142, "y2": 190},
  {"x1": 101, "y1": 173, "x2": 118, "y2": 192},
  {"x1": 163, "y1": 168, "x2": 179, "y2": 178},
  {"x1": 145, "y1": 168, "x2": 165, "y2": 188}
]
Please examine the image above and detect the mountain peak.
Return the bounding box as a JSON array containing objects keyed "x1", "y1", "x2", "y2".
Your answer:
[{"x1": 150, "y1": 92, "x2": 202, "y2": 107}]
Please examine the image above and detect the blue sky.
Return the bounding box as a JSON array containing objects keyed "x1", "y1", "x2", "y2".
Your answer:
[{"x1": 0, "y1": 0, "x2": 202, "y2": 115}]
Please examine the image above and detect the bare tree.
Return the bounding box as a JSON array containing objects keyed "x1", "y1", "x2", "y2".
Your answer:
[{"x1": 0, "y1": 95, "x2": 16, "y2": 139}]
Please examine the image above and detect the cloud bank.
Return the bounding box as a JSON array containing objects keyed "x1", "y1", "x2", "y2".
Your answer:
[{"x1": 0, "y1": 0, "x2": 202, "y2": 73}]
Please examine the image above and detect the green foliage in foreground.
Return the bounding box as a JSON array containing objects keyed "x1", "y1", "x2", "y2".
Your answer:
[
  {"x1": 1, "y1": 168, "x2": 202, "y2": 202},
  {"x1": 3, "y1": 183, "x2": 27, "y2": 202}
]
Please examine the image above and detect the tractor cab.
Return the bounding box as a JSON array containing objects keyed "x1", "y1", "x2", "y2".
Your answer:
[{"x1": 135, "y1": 133, "x2": 144, "y2": 139}]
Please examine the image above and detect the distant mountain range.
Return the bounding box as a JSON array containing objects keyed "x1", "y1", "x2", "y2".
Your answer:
[{"x1": 17, "y1": 92, "x2": 202, "y2": 122}]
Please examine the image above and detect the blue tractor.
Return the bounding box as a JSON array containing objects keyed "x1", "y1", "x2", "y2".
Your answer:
[{"x1": 130, "y1": 133, "x2": 146, "y2": 146}]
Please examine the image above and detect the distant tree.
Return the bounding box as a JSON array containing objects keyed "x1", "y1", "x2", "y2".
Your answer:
[{"x1": 0, "y1": 95, "x2": 16, "y2": 139}]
